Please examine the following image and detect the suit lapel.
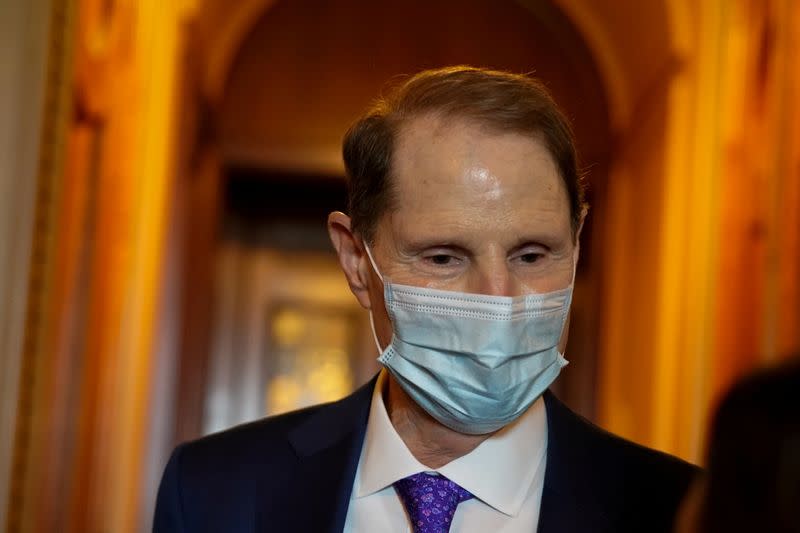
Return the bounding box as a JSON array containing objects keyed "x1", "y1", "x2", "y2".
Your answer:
[
  {"x1": 256, "y1": 376, "x2": 377, "y2": 533},
  {"x1": 537, "y1": 391, "x2": 612, "y2": 533}
]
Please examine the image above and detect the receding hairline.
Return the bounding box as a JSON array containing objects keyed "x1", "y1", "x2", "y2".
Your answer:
[
  {"x1": 370, "y1": 111, "x2": 576, "y2": 239},
  {"x1": 343, "y1": 66, "x2": 587, "y2": 245}
]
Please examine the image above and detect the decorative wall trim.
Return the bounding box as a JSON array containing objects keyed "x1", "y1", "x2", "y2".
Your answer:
[{"x1": 4, "y1": 0, "x2": 76, "y2": 530}]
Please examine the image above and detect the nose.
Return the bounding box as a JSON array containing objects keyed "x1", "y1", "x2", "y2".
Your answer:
[{"x1": 473, "y1": 261, "x2": 516, "y2": 297}]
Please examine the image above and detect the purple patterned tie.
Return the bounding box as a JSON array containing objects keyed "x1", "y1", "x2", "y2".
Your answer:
[{"x1": 393, "y1": 472, "x2": 474, "y2": 533}]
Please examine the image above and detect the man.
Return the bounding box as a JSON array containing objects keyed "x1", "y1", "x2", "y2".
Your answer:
[{"x1": 154, "y1": 66, "x2": 698, "y2": 532}]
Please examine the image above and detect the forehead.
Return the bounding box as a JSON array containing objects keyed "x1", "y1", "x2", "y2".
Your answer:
[{"x1": 386, "y1": 114, "x2": 571, "y2": 237}]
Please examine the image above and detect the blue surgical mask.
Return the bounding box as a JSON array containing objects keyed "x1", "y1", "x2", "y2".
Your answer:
[{"x1": 365, "y1": 245, "x2": 572, "y2": 435}]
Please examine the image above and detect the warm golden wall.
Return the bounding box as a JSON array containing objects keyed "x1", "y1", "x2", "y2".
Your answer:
[
  {"x1": 711, "y1": 0, "x2": 800, "y2": 387},
  {"x1": 7, "y1": 0, "x2": 194, "y2": 531},
  {"x1": 562, "y1": 0, "x2": 800, "y2": 461},
  {"x1": 4, "y1": 1, "x2": 800, "y2": 532}
]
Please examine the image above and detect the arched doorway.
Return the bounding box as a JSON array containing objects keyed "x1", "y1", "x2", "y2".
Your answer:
[{"x1": 177, "y1": 0, "x2": 614, "y2": 440}]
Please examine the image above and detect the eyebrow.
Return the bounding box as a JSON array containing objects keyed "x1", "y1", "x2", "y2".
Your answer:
[
  {"x1": 508, "y1": 238, "x2": 552, "y2": 252},
  {"x1": 401, "y1": 238, "x2": 470, "y2": 252},
  {"x1": 400, "y1": 234, "x2": 560, "y2": 254}
]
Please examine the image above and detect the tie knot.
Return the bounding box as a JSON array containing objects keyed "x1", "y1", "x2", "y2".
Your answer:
[{"x1": 393, "y1": 472, "x2": 474, "y2": 533}]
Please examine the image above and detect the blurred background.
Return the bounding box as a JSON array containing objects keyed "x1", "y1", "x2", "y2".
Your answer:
[{"x1": 1, "y1": 0, "x2": 798, "y2": 531}]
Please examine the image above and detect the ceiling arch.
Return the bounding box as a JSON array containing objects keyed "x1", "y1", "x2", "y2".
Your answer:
[
  {"x1": 194, "y1": 0, "x2": 688, "y2": 137},
  {"x1": 194, "y1": 0, "x2": 276, "y2": 102},
  {"x1": 216, "y1": 0, "x2": 612, "y2": 175},
  {"x1": 553, "y1": 0, "x2": 690, "y2": 131}
]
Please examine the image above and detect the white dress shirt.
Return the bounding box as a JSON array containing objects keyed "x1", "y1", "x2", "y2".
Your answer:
[{"x1": 343, "y1": 370, "x2": 548, "y2": 532}]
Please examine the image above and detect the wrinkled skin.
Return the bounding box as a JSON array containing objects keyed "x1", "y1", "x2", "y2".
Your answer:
[{"x1": 328, "y1": 114, "x2": 583, "y2": 467}]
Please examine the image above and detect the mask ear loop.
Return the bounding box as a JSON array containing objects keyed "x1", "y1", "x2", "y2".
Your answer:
[
  {"x1": 363, "y1": 243, "x2": 385, "y2": 354},
  {"x1": 368, "y1": 313, "x2": 383, "y2": 355},
  {"x1": 363, "y1": 243, "x2": 383, "y2": 282}
]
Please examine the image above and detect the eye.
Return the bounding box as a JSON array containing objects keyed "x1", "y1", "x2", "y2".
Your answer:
[
  {"x1": 519, "y1": 252, "x2": 544, "y2": 264},
  {"x1": 428, "y1": 254, "x2": 456, "y2": 265},
  {"x1": 511, "y1": 244, "x2": 548, "y2": 265},
  {"x1": 420, "y1": 247, "x2": 465, "y2": 268}
]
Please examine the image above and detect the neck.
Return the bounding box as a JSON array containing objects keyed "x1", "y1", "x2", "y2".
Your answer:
[{"x1": 384, "y1": 374, "x2": 494, "y2": 469}]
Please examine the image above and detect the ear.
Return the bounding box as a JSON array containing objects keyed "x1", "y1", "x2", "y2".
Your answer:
[
  {"x1": 328, "y1": 211, "x2": 373, "y2": 309},
  {"x1": 572, "y1": 204, "x2": 589, "y2": 261},
  {"x1": 561, "y1": 206, "x2": 588, "y2": 354},
  {"x1": 577, "y1": 205, "x2": 588, "y2": 236}
]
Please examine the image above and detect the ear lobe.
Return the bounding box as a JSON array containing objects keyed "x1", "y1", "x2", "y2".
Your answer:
[{"x1": 327, "y1": 211, "x2": 373, "y2": 309}]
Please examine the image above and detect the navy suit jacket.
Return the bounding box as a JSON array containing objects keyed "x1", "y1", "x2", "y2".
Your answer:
[{"x1": 154, "y1": 376, "x2": 699, "y2": 532}]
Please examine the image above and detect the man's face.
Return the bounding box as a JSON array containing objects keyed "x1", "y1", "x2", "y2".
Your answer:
[{"x1": 364, "y1": 114, "x2": 579, "y2": 346}]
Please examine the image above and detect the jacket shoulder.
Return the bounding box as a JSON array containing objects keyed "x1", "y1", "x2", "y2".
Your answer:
[
  {"x1": 543, "y1": 391, "x2": 700, "y2": 532},
  {"x1": 592, "y1": 424, "x2": 699, "y2": 531},
  {"x1": 546, "y1": 390, "x2": 698, "y2": 477},
  {"x1": 152, "y1": 404, "x2": 329, "y2": 532},
  {"x1": 583, "y1": 413, "x2": 698, "y2": 478},
  {"x1": 181, "y1": 402, "x2": 326, "y2": 464},
  {"x1": 153, "y1": 376, "x2": 377, "y2": 532}
]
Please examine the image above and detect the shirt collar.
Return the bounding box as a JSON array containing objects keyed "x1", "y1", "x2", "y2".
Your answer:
[
  {"x1": 353, "y1": 369, "x2": 548, "y2": 517},
  {"x1": 354, "y1": 371, "x2": 429, "y2": 497}
]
